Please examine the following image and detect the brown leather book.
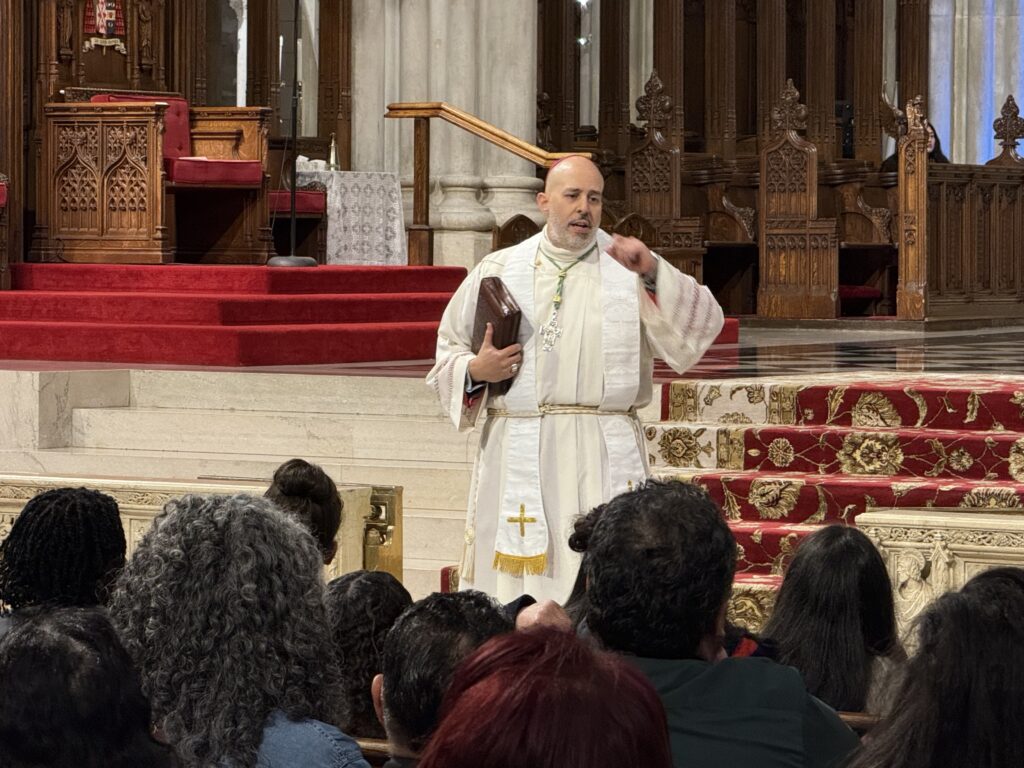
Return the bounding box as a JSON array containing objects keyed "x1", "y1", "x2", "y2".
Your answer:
[{"x1": 471, "y1": 276, "x2": 522, "y2": 396}]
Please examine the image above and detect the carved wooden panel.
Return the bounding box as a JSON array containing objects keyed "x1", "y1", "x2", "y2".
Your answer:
[
  {"x1": 41, "y1": 103, "x2": 168, "y2": 263},
  {"x1": 491, "y1": 213, "x2": 540, "y2": 250},
  {"x1": 896, "y1": 99, "x2": 928, "y2": 319}
]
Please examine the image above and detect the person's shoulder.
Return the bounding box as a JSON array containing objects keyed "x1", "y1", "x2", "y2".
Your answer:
[
  {"x1": 475, "y1": 239, "x2": 537, "y2": 274},
  {"x1": 258, "y1": 712, "x2": 370, "y2": 768},
  {"x1": 704, "y1": 657, "x2": 817, "y2": 708}
]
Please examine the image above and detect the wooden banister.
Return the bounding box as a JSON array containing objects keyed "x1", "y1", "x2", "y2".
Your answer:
[{"x1": 386, "y1": 101, "x2": 591, "y2": 265}]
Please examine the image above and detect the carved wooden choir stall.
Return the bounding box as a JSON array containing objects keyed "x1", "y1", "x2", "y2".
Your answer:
[{"x1": 0, "y1": 0, "x2": 354, "y2": 270}]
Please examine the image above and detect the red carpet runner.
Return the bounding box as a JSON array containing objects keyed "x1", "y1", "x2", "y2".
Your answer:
[
  {"x1": 0, "y1": 264, "x2": 737, "y2": 366},
  {"x1": 647, "y1": 374, "x2": 1024, "y2": 596}
]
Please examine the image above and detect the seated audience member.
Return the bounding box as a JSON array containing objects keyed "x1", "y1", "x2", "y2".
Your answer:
[
  {"x1": 879, "y1": 120, "x2": 950, "y2": 172},
  {"x1": 585, "y1": 480, "x2": 859, "y2": 768},
  {"x1": 847, "y1": 567, "x2": 1024, "y2": 768},
  {"x1": 109, "y1": 494, "x2": 369, "y2": 768},
  {"x1": 372, "y1": 591, "x2": 513, "y2": 768},
  {"x1": 266, "y1": 458, "x2": 343, "y2": 564},
  {"x1": 0, "y1": 606, "x2": 177, "y2": 768},
  {"x1": 562, "y1": 503, "x2": 606, "y2": 631},
  {"x1": 761, "y1": 524, "x2": 904, "y2": 713},
  {"x1": 0, "y1": 487, "x2": 126, "y2": 637},
  {"x1": 326, "y1": 570, "x2": 413, "y2": 739},
  {"x1": 418, "y1": 628, "x2": 673, "y2": 768}
]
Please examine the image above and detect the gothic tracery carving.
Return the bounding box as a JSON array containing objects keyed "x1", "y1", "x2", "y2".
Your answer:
[
  {"x1": 770, "y1": 79, "x2": 807, "y2": 134},
  {"x1": 636, "y1": 70, "x2": 672, "y2": 129},
  {"x1": 631, "y1": 145, "x2": 672, "y2": 195},
  {"x1": 765, "y1": 145, "x2": 808, "y2": 193}
]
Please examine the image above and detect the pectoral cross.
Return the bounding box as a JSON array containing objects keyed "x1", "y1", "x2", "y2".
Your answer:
[
  {"x1": 539, "y1": 309, "x2": 563, "y2": 352},
  {"x1": 507, "y1": 504, "x2": 537, "y2": 537}
]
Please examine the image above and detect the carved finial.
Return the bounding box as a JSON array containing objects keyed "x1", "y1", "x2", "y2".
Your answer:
[
  {"x1": 904, "y1": 96, "x2": 926, "y2": 132},
  {"x1": 880, "y1": 81, "x2": 907, "y2": 137},
  {"x1": 770, "y1": 79, "x2": 807, "y2": 133},
  {"x1": 994, "y1": 95, "x2": 1024, "y2": 148},
  {"x1": 636, "y1": 70, "x2": 672, "y2": 128}
]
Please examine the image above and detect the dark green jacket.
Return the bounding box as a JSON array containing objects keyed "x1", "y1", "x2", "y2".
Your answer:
[{"x1": 630, "y1": 656, "x2": 860, "y2": 768}]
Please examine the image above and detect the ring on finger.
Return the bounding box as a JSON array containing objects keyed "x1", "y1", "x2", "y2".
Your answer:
[{"x1": 510, "y1": 362, "x2": 520, "y2": 375}]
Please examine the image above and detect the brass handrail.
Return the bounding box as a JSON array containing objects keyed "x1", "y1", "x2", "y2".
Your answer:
[{"x1": 385, "y1": 101, "x2": 591, "y2": 265}]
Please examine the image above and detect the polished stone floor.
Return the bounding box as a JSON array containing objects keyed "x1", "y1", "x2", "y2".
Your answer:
[
  {"x1": 2, "y1": 325, "x2": 1024, "y2": 382},
  {"x1": 679, "y1": 325, "x2": 1024, "y2": 381}
]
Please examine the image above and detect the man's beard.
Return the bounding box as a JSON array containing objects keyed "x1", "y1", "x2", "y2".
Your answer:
[{"x1": 549, "y1": 218, "x2": 596, "y2": 251}]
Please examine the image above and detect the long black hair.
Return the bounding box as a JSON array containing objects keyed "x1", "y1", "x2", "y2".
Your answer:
[
  {"x1": 0, "y1": 487, "x2": 126, "y2": 611},
  {"x1": 848, "y1": 567, "x2": 1024, "y2": 768},
  {"x1": 761, "y1": 524, "x2": 902, "y2": 712},
  {"x1": 0, "y1": 606, "x2": 177, "y2": 768}
]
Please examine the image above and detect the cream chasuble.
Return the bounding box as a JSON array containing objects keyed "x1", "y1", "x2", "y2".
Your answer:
[{"x1": 427, "y1": 227, "x2": 724, "y2": 603}]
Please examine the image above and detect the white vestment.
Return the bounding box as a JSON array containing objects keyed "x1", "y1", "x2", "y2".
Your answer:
[{"x1": 426, "y1": 228, "x2": 724, "y2": 603}]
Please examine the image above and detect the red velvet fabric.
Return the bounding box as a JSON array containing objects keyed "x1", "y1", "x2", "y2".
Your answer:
[
  {"x1": 0, "y1": 181, "x2": 7, "y2": 209},
  {"x1": 838, "y1": 284, "x2": 883, "y2": 300},
  {"x1": 90, "y1": 93, "x2": 191, "y2": 160},
  {"x1": 167, "y1": 157, "x2": 262, "y2": 186},
  {"x1": 268, "y1": 189, "x2": 327, "y2": 216}
]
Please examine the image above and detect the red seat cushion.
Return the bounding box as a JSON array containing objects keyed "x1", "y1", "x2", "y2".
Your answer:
[
  {"x1": 0, "y1": 182, "x2": 7, "y2": 210},
  {"x1": 90, "y1": 93, "x2": 191, "y2": 161},
  {"x1": 838, "y1": 284, "x2": 883, "y2": 301},
  {"x1": 268, "y1": 189, "x2": 327, "y2": 216},
  {"x1": 167, "y1": 157, "x2": 263, "y2": 187}
]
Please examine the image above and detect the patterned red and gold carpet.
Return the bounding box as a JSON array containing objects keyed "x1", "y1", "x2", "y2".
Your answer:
[{"x1": 646, "y1": 373, "x2": 1024, "y2": 595}]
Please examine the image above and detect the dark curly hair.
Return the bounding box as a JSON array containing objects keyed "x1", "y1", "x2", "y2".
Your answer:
[
  {"x1": 266, "y1": 458, "x2": 343, "y2": 560},
  {"x1": 0, "y1": 606, "x2": 177, "y2": 768},
  {"x1": 381, "y1": 590, "x2": 513, "y2": 753},
  {"x1": 0, "y1": 487, "x2": 126, "y2": 611},
  {"x1": 761, "y1": 524, "x2": 903, "y2": 712},
  {"x1": 563, "y1": 503, "x2": 607, "y2": 629},
  {"x1": 108, "y1": 494, "x2": 346, "y2": 768},
  {"x1": 326, "y1": 570, "x2": 412, "y2": 738},
  {"x1": 848, "y1": 567, "x2": 1024, "y2": 768},
  {"x1": 586, "y1": 479, "x2": 735, "y2": 659}
]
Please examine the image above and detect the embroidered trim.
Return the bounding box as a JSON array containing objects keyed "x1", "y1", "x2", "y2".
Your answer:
[{"x1": 493, "y1": 552, "x2": 548, "y2": 577}]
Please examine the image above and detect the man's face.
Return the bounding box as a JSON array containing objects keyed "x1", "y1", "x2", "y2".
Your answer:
[{"x1": 537, "y1": 160, "x2": 604, "y2": 251}]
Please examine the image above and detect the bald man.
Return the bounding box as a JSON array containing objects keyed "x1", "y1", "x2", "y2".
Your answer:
[{"x1": 427, "y1": 156, "x2": 724, "y2": 602}]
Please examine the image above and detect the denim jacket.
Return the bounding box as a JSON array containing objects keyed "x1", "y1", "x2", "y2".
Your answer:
[{"x1": 257, "y1": 710, "x2": 370, "y2": 768}]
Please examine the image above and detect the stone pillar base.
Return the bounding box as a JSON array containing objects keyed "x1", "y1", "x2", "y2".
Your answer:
[
  {"x1": 433, "y1": 230, "x2": 495, "y2": 271},
  {"x1": 436, "y1": 174, "x2": 495, "y2": 231},
  {"x1": 483, "y1": 175, "x2": 545, "y2": 226}
]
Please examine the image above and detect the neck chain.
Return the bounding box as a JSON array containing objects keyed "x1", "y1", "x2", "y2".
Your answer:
[{"x1": 537, "y1": 243, "x2": 597, "y2": 352}]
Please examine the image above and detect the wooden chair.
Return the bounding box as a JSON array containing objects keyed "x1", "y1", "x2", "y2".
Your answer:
[
  {"x1": 757, "y1": 81, "x2": 840, "y2": 318},
  {"x1": 35, "y1": 88, "x2": 272, "y2": 264}
]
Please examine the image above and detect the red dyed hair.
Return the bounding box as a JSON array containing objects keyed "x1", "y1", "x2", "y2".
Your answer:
[{"x1": 417, "y1": 628, "x2": 673, "y2": 768}]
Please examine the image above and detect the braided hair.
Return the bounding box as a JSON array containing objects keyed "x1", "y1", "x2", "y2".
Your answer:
[
  {"x1": 266, "y1": 458, "x2": 343, "y2": 560},
  {"x1": 0, "y1": 488, "x2": 126, "y2": 611}
]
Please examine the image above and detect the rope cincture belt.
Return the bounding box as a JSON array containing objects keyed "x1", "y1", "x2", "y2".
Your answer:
[{"x1": 487, "y1": 405, "x2": 638, "y2": 418}]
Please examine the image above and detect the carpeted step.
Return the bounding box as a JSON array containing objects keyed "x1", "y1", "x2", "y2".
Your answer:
[
  {"x1": 11, "y1": 263, "x2": 468, "y2": 295},
  {"x1": 646, "y1": 422, "x2": 1024, "y2": 482},
  {"x1": 0, "y1": 291, "x2": 452, "y2": 325},
  {"x1": 654, "y1": 468, "x2": 1024, "y2": 526},
  {"x1": 730, "y1": 520, "x2": 823, "y2": 575},
  {"x1": 665, "y1": 378, "x2": 1024, "y2": 431},
  {"x1": 0, "y1": 320, "x2": 440, "y2": 366}
]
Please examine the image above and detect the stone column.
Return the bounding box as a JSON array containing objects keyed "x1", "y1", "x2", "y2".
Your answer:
[
  {"x1": 704, "y1": 0, "x2": 736, "y2": 158},
  {"x1": 481, "y1": 0, "x2": 544, "y2": 226},
  {"x1": 757, "y1": 0, "x2": 785, "y2": 149},
  {"x1": 351, "y1": 0, "x2": 400, "y2": 172},
  {"x1": 653, "y1": 0, "x2": 685, "y2": 148},
  {"x1": 434, "y1": 0, "x2": 495, "y2": 239},
  {"x1": 898, "y1": 0, "x2": 929, "y2": 109},
  {"x1": 854, "y1": 0, "x2": 885, "y2": 163},
  {"x1": 805, "y1": 0, "x2": 837, "y2": 160}
]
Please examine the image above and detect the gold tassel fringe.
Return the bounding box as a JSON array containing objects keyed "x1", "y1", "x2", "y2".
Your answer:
[{"x1": 492, "y1": 552, "x2": 548, "y2": 577}]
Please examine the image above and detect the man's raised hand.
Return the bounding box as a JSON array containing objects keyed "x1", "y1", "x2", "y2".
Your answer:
[
  {"x1": 606, "y1": 234, "x2": 657, "y2": 278},
  {"x1": 468, "y1": 322, "x2": 523, "y2": 383}
]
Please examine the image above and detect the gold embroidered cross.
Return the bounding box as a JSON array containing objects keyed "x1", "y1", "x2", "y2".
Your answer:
[
  {"x1": 508, "y1": 504, "x2": 537, "y2": 537},
  {"x1": 627, "y1": 480, "x2": 634, "y2": 490}
]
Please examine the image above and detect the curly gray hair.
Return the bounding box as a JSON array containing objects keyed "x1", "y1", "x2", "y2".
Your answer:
[{"x1": 108, "y1": 494, "x2": 347, "y2": 767}]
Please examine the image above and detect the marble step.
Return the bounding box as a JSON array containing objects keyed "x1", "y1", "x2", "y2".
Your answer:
[
  {"x1": 128, "y1": 370, "x2": 448, "y2": 418},
  {"x1": 71, "y1": 407, "x2": 480, "y2": 464}
]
